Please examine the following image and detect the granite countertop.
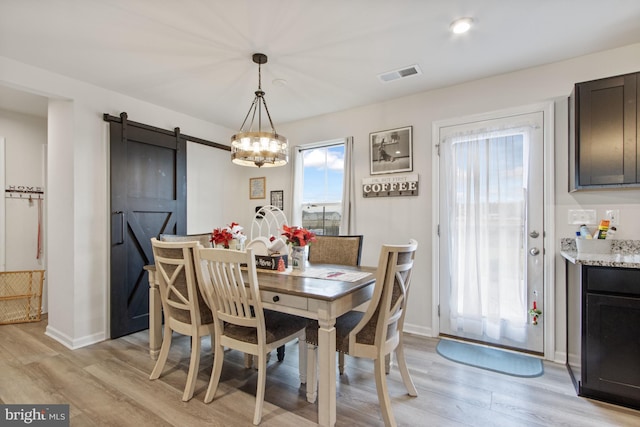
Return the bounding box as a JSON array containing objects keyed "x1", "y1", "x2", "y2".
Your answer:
[{"x1": 560, "y1": 238, "x2": 640, "y2": 268}]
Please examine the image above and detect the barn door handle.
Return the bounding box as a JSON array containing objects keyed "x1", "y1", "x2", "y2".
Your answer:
[{"x1": 113, "y1": 211, "x2": 125, "y2": 245}]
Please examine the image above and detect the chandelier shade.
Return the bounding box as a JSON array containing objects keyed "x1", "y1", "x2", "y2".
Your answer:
[{"x1": 231, "y1": 53, "x2": 288, "y2": 168}]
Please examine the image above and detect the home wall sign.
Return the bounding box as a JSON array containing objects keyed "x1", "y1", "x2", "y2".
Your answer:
[
  {"x1": 5, "y1": 185, "x2": 45, "y2": 200},
  {"x1": 362, "y1": 174, "x2": 419, "y2": 198}
]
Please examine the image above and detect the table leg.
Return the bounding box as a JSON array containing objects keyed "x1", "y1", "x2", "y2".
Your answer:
[
  {"x1": 306, "y1": 343, "x2": 317, "y2": 403},
  {"x1": 147, "y1": 270, "x2": 162, "y2": 360},
  {"x1": 317, "y1": 313, "x2": 337, "y2": 427}
]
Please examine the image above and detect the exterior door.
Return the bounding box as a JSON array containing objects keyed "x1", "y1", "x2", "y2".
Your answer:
[
  {"x1": 109, "y1": 113, "x2": 186, "y2": 338},
  {"x1": 438, "y1": 110, "x2": 545, "y2": 354}
]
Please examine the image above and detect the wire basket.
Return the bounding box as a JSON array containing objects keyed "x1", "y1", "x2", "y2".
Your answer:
[{"x1": 0, "y1": 270, "x2": 45, "y2": 325}]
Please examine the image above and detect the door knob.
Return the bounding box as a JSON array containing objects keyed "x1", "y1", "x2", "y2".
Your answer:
[{"x1": 529, "y1": 247, "x2": 540, "y2": 256}]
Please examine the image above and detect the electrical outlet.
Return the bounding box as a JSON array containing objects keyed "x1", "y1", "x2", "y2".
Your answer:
[
  {"x1": 605, "y1": 209, "x2": 620, "y2": 226},
  {"x1": 568, "y1": 209, "x2": 597, "y2": 225}
]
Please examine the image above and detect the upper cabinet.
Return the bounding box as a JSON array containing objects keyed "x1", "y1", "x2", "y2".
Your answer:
[{"x1": 569, "y1": 72, "x2": 639, "y2": 190}]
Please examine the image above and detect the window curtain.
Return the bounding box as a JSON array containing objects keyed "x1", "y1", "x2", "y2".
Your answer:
[
  {"x1": 442, "y1": 125, "x2": 532, "y2": 342},
  {"x1": 290, "y1": 146, "x2": 304, "y2": 227},
  {"x1": 339, "y1": 136, "x2": 355, "y2": 234}
]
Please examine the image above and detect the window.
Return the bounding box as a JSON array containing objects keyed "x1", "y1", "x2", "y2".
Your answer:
[{"x1": 296, "y1": 141, "x2": 345, "y2": 236}]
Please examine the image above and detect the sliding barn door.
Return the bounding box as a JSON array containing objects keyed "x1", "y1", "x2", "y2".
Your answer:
[{"x1": 108, "y1": 113, "x2": 186, "y2": 338}]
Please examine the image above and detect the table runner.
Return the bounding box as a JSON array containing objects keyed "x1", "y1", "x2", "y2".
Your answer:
[{"x1": 258, "y1": 266, "x2": 372, "y2": 282}]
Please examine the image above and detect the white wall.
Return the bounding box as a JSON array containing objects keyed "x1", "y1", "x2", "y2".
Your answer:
[
  {"x1": 187, "y1": 141, "x2": 237, "y2": 234},
  {"x1": 1, "y1": 55, "x2": 235, "y2": 349},
  {"x1": 0, "y1": 108, "x2": 47, "y2": 310},
  {"x1": 3, "y1": 43, "x2": 640, "y2": 358},
  {"x1": 264, "y1": 43, "x2": 640, "y2": 361}
]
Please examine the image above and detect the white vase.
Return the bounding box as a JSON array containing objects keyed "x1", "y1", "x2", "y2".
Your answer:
[
  {"x1": 290, "y1": 246, "x2": 307, "y2": 271},
  {"x1": 229, "y1": 238, "x2": 240, "y2": 250},
  {"x1": 216, "y1": 239, "x2": 243, "y2": 250}
]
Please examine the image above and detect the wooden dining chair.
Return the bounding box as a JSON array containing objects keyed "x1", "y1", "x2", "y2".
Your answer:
[
  {"x1": 149, "y1": 238, "x2": 215, "y2": 401},
  {"x1": 306, "y1": 239, "x2": 418, "y2": 427},
  {"x1": 194, "y1": 246, "x2": 308, "y2": 425},
  {"x1": 307, "y1": 234, "x2": 364, "y2": 374}
]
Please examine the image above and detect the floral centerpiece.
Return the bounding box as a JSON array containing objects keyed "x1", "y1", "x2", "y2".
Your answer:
[
  {"x1": 282, "y1": 225, "x2": 316, "y2": 271},
  {"x1": 211, "y1": 222, "x2": 247, "y2": 249},
  {"x1": 281, "y1": 225, "x2": 317, "y2": 247}
]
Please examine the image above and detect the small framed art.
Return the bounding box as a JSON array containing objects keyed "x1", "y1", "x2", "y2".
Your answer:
[
  {"x1": 249, "y1": 177, "x2": 266, "y2": 199},
  {"x1": 369, "y1": 126, "x2": 413, "y2": 175},
  {"x1": 270, "y1": 190, "x2": 284, "y2": 210}
]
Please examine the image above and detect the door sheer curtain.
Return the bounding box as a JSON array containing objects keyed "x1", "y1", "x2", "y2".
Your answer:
[{"x1": 442, "y1": 124, "x2": 533, "y2": 343}]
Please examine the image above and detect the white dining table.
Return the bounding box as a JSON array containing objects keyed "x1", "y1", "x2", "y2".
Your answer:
[{"x1": 145, "y1": 263, "x2": 376, "y2": 427}]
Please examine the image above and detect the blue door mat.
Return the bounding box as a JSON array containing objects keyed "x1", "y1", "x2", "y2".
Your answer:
[{"x1": 436, "y1": 339, "x2": 543, "y2": 378}]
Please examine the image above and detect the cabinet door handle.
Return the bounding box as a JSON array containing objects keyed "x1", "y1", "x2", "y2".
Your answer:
[{"x1": 272, "y1": 295, "x2": 280, "y2": 303}]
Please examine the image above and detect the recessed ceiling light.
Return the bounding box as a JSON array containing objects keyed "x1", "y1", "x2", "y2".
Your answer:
[{"x1": 450, "y1": 17, "x2": 473, "y2": 34}]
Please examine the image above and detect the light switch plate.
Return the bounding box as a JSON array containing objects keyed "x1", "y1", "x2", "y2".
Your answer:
[
  {"x1": 605, "y1": 209, "x2": 620, "y2": 226},
  {"x1": 568, "y1": 209, "x2": 597, "y2": 225}
]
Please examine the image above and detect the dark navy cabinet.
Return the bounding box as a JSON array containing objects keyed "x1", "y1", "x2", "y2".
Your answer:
[
  {"x1": 569, "y1": 72, "x2": 639, "y2": 190},
  {"x1": 566, "y1": 263, "x2": 640, "y2": 409}
]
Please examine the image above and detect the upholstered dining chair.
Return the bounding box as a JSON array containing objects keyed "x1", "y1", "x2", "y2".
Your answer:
[
  {"x1": 307, "y1": 234, "x2": 363, "y2": 267},
  {"x1": 193, "y1": 246, "x2": 308, "y2": 426},
  {"x1": 160, "y1": 233, "x2": 212, "y2": 247},
  {"x1": 306, "y1": 239, "x2": 418, "y2": 427},
  {"x1": 149, "y1": 238, "x2": 215, "y2": 401},
  {"x1": 307, "y1": 234, "x2": 364, "y2": 374}
]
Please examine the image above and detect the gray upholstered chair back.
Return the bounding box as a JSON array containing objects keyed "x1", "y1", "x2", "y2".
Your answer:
[
  {"x1": 350, "y1": 239, "x2": 417, "y2": 352},
  {"x1": 160, "y1": 233, "x2": 212, "y2": 248},
  {"x1": 308, "y1": 235, "x2": 363, "y2": 266}
]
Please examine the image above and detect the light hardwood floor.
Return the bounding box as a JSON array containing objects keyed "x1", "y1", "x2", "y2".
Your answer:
[{"x1": 1, "y1": 317, "x2": 638, "y2": 426}]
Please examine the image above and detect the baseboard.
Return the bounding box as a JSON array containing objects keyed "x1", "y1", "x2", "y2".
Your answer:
[
  {"x1": 45, "y1": 325, "x2": 106, "y2": 350},
  {"x1": 553, "y1": 351, "x2": 567, "y2": 365},
  {"x1": 403, "y1": 322, "x2": 432, "y2": 337}
]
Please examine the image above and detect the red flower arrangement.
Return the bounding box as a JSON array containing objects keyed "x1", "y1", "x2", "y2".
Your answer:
[
  {"x1": 281, "y1": 225, "x2": 317, "y2": 247},
  {"x1": 211, "y1": 222, "x2": 246, "y2": 248},
  {"x1": 211, "y1": 227, "x2": 233, "y2": 247}
]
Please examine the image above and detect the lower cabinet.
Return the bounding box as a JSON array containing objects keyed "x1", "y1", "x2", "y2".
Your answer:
[{"x1": 566, "y1": 263, "x2": 640, "y2": 409}]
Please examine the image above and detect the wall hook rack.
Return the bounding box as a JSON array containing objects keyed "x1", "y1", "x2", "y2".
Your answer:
[{"x1": 5, "y1": 187, "x2": 45, "y2": 200}]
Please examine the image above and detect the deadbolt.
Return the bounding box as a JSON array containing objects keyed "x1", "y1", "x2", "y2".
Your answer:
[{"x1": 529, "y1": 230, "x2": 540, "y2": 238}]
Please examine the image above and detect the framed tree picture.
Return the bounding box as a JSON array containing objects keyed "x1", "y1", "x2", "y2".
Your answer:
[
  {"x1": 270, "y1": 190, "x2": 284, "y2": 210},
  {"x1": 249, "y1": 177, "x2": 266, "y2": 199},
  {"x1": 369, "y1": 126, "x2": 413, "y2": 175}
]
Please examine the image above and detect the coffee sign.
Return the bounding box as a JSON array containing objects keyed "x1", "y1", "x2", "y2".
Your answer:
[{"x1": 362, "y1": 174, "x2": 419, "y2": 198}]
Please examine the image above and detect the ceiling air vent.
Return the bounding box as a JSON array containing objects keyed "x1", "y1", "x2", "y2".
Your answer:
[{"x1": 378, "y1": 64, "x2": 422, "y2": 83}]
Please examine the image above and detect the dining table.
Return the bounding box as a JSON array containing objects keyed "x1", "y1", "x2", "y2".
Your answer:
[{"x1": 145, "y1": 262, "x2": 376, "y2": 427}]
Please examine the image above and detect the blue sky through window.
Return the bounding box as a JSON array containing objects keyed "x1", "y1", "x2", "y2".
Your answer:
[{"x1": 302, "y1": 144, "x2": 344, "y2": 203}]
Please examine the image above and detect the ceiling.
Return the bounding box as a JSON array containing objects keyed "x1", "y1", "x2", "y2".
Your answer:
[{"x1": 2, "y1": 0, "x2": 640, "y2": 127}]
